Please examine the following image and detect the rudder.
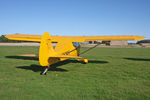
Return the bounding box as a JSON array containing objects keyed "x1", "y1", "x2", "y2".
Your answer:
[{"x1": 39, "y1": 32, "x2": 55, "y2": 66}]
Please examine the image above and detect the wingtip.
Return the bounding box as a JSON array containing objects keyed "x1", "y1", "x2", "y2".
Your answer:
[
  {"x1": 135, "y1": 36, "x2": 145, "y2": 40},
  {"x1": 4, "y1": 34, "x2": 10, "y2": 39}
]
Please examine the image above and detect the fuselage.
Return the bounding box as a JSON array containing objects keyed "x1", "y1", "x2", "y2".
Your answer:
[{"x1": 47, "y1": 42, "x2": 80, "y2": 65}]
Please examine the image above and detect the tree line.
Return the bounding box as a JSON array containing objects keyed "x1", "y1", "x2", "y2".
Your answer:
[{"x1": 0, "y1": 35, "x2": 21, "y2": 43}]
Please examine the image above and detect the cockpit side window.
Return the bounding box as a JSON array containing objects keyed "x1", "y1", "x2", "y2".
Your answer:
[{"x1": 72, "y1": 42, "x2": 80, "y2": 47}]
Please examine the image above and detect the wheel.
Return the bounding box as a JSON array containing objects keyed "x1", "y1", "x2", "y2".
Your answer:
[
  {"x1": 83, "y1": 58, "x2": 88, "y2": 64},
  {"x1": 40, "y1": 72, "x2": 47, "y2": 75}
]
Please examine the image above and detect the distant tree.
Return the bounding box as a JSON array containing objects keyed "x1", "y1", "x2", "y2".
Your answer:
[
  {"x1": 0, "y1": 35, "x2": 21, "y2": 43},
  {"x1": 88, "y1": 41, "x2": 101, "y2": 44},
  {"x1": 137, "y1": 39, "x2": 150, "y2": 44},
  {"x1": 0, "y1": 35, "x2": 9, "y2": 42},
  {"x1": 89, "y1": 41, "x2": 92, "y2": 44},
  {"x1": 94, "y1": 41, "x2": 97, "y2": 44},
  {"x1": 102, "y1": 41, "x2": 110, "y2": 45}
]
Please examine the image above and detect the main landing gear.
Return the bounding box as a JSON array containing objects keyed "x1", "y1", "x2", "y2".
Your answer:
[
  {"x1": 40, "y1": 66, "x2": 51, "y2": 75},
  {"x1": 83, "y1": 58, "x2": 88, "y2": 64},
  {"x1": 40, "y1": 58, "x2": 88, "y2": 75},
  {"x1": 77, "y1": 58, "x2": 88, "y2": 64}
]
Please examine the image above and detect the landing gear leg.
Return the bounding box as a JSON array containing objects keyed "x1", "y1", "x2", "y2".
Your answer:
[{"x1": 40, "y1": 66, "x2": 50, "y2": 75}]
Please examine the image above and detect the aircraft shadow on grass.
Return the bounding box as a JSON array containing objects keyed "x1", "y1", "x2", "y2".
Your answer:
[
  {"x1": 124, "y1": 58, "x2": 150, "y2": 61},
  {"x1": 6, "y1": 56, "x2": 108, "y2": 72},
  {"x1": 6, "y1": 56, "x2": 39, "y2": 61}
]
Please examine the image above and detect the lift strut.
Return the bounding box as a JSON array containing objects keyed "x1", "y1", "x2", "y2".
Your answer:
[{"x1": 79, "y1": 43, "x2": 101, "y2": 55}]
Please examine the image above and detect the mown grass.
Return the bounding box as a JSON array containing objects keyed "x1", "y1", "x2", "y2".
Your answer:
[{"x1": 0, "y1": 46, "x2": 150, "y2": 100}]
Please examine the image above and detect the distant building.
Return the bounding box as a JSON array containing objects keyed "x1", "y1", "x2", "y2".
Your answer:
[
  {"x1": 109, "y1": 40, "x2": 128, "y2": 46},
  {"x1": 88, "y1": 40, "x2": 128, "y2": 46},
  {"x1": 140, "y1": 43, "x2": 150, "y2": 47}
]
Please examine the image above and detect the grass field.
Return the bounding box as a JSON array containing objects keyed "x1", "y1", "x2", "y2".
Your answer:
[{"x1": 0, "y1": 46, "x2": 150, "y2": 100}]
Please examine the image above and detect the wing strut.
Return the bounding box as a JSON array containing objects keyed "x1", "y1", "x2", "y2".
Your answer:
[{"x1": 79, "y1": 43, "x2": 101, "y2": 55}]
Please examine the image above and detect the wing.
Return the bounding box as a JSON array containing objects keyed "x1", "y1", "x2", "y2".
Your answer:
[
  {"x1": 52, "y1": 35, "x2": 145, "y2": 42},
  {"x1": 5, "y1": 34, "x2": 41, "y2": 42},
  {"x1": 5, "y1": 32, "x2": 145, "y2": 42}
]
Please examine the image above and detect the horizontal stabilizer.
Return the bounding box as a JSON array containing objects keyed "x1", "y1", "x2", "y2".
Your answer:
[
  {"x1": 19, "y1": 54, "x2": 38, "y2": 57},
  {"x1": 51, "y1": 55, "x2": 82, "y2": 59}
]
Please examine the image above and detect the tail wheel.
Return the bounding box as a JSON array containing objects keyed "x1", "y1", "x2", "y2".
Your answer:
[{"x1": 83, "y1": 58, "x2": 88, "y2": 64}]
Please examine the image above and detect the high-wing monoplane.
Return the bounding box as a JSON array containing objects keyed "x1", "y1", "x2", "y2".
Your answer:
[{"x1": 5, "y1": 32, "x2": 145, "y2": 75}]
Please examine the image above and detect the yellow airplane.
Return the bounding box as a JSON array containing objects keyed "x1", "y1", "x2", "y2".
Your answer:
[{"x1": 5, "y1": 32, "x2": 145, "y2": 75}]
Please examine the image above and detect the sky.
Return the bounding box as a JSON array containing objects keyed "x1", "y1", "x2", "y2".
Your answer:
[{"x1": 0, "y1": 0, "x2": 149, "y2": 39}]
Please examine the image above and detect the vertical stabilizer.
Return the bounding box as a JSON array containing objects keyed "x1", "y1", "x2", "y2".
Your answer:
[{"x1": 39, "y1": 32, "x2": 55, "y2": 66}]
